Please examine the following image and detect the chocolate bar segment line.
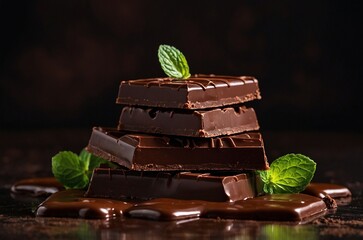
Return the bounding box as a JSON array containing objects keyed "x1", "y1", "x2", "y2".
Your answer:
[
  {"x1": 86, "y1": 127, "x2": 269, "y2": 171},
  {"x1": 118, "y1": 106, "x2": 260, "y2": 137},
  {"x1": 116, "y1": 74, "x2": 261, "y2": 109},
  {"x1": 85, "y1": 169, "x2": 264, "y2": 202}
]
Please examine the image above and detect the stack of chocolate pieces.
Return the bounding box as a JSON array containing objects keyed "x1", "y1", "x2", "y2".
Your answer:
[
  {"x1": 85, "y1": 74, "x2": 269, "y2": 202},
  {"x1": 31, "y1": 74, "x2": 349, "y2": 222}
]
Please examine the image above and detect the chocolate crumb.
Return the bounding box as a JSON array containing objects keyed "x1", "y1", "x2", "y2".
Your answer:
[
  {"x1": 313, "y1": 217, "x2": 363, "y2": 237},
  {"x1": 323, "y1": 195, "x2": 337, "y2": 209},
  {"x1": 313, "y1": 217, "x2": 363, "y2": 227}
]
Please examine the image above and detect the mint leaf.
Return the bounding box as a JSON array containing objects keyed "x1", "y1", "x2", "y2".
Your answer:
[
  {"x1": 259, "y1": 153, "x2": 316, "y2": 194},
  {"x1": 52, "y1": 151, "x2": 89, "y2": 189},
  {"x1": 158, "y1": 44, "x2": 191, "y2": 79},
  {"x1": 79, "y1": 149, "x2": 118, "y2": 178},
  {"x1": 52, "y1": 150, "x2": 118, "y2": 189}
]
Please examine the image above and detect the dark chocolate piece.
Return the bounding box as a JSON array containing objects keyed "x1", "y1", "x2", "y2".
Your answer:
[
  {"x1": 116, "y1": 74, "x2": 261, "y2": 109},
  {"x1": 118, "y1": 106, "x2": 259, "y2": 137},
  {"x1": 85, "y1": 169, "x2": 263, "y2": 202},
  {"x1": 86, "y1": 127, "x2": 269, "y2": 171},
  {"x1": 36, "y1": 190, "x2": 326, "y2": 222}
]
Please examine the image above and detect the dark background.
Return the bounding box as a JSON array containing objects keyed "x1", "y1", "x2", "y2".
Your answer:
[{"x1": 1, "y1": 0, "x2": 362, "y2": 132}]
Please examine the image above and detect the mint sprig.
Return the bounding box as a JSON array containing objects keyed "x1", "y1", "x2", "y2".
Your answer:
[
  {"x1": 258, "y1": 153, "x2": 316, "y2": 194},
  {"x1": 158, "y1": 44, "x2": 191, "y2": 79},
  {"x1": 52, "y1": 149, "x2": 117, "y2": 189}
]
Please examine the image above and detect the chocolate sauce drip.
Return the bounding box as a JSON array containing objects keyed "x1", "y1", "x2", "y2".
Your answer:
[
  {"x1": 143, "y1": 78, "x2": 173, "y2": 88},
  {"x1": 209, "y1": 138, "x2": 215, "y2": 148},
  {"x1": 217, "y1": 138, "x2": 224, "y2": 148},
  {"x1": 225, "y1": 137, "x2": 237, "y2": 147},
  {"x1": 183, "y1": 80, "x2": 207, "y2": 90},
  {"x1": 35, "y1": 190, "x2": 326, "y2": 222},
  {"x1": 10, "y1": 177, "x2": 64, "y2": 197},
  {"x1": 36, "y1": 190, "x2": 133, "y2": 219},
  {"x1": 11, "y1": 178, "x2": 350, "y2": 223},
  {"x1": 128, "y1": 75, "x2": 247, "y2": 90},
  {"x1": 207, "y1": 80, "x2": 217, "y2": 88},
  {"x1": 302, "y1": 183, "x2": 352, "y2": 209}
]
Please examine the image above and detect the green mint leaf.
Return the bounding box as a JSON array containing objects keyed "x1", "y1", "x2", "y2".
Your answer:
[
  {"x1": 158, "y1": 44, "x2": 191, "y2": 79},
  {"x1": 259, "y1": 153, "x2": 316, "y2": 194},
  {"x1": 52, "y1": 151, "x2": 89, "y2": 189},
  {"x1": 79, "y1": 149, "x2": 118, "y2": 178},
  {"x1": 52, "y1": 150, "x2": 118, "y2": 189}
]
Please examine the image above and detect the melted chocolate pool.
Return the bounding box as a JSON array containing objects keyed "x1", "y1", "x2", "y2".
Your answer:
[
  {"x1": 10, "y1": 177, "x2": 351, "y2": 223},
  {"x1": 11, "y1": 177, "x2": 64, "y2": 197},
  {"x1": 35, "y1": 189, "x2": 327, "y2": 222}
]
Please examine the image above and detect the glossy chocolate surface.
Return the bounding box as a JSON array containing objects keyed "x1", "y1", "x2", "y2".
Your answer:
[
  {"x1": 36, "y1": 189, "x2": 327, "y2": 222},
  {"x1": 118, "y1": 106, "x2": 259, "y2": 137},
  {"x1": 28, "y1": 178, "x2": 349, "y2": 222},
  {"x1": 2, "y1": 130, "x2": 361, "y2": 239},
  {"x1": 116, "y1": 74, "x2": 261, "y2": 109},
  {"x1": 36, "y1": 190, "x2": 133, "y2": 219},
  {"x1": 85, "y1": 169, "x2": 263, "y2": 202},
  {"x1": 303, "y1": 183, "x2": 352, "y2": 199},
  {"x1": 126, "y1": 194, "x2": 326, "y2": 222},
  {"x1": 10, "y1": 177, "x2": 64, "y2": 197},
  {"x1": 86, "y1": 127, "x2": 269, "y2": 171}
]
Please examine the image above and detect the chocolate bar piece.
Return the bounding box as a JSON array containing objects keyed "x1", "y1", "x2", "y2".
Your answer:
[
  {"x1": 118, "y1": 106, "x2": 259, "y2": 137},
  {"x1": 86, "y1": 127, "x2": 269, "y2": 171},
  {"x1": 85, "y1": 169, "x2": 263, "y2": 202},
  {"x1": 116, "y1": 74, "x2": 261, "y2": 109}
]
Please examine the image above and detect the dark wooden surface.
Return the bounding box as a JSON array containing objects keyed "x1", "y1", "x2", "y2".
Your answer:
[{"x1": 0, "y1": 129, "x2": 362, "y2": 239}]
